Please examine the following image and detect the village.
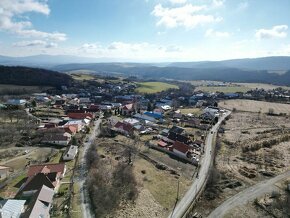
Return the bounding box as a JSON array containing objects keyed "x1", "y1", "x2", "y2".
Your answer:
[{"x1": 0, "y1": 76, "x2": 289, "y2": 217}]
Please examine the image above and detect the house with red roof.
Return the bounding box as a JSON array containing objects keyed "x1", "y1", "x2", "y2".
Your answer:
[
  {"x1": 18, "y1": 163, "x2": 66, "y2": 196},
  {"x1": 67, "y1": 112, "x2": 94, "y2": 120},
  {"x1": 121, "y1": 103, "x2": 134, "y2": 116},
  {"x1": 112, "y1": 121, "x2": 134, "y2": 136}
]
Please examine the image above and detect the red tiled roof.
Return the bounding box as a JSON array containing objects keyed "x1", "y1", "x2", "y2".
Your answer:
[
  {"x1": 67, "y1": 112, "x2": 93, "y2": 120},
  {"x1": 158, "y1": 141, "x2": 167, "y2": 147},
  {"x1": 64, "y1": 125, "x2": 77, "y2": 134},
  {"x1": 27, "y1": 163, "x2": 65, "y2": 177},
  {"x1": 173, "y1": 141, "x2": 190, "y2": 154}
]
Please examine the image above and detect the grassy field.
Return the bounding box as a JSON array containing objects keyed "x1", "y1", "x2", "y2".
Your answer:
[
  {"x1": 0, "y1": 84, "x2": 52, "y2": 94},
  {"x1": 220, "y1": 99, "x2": 290, "y2": 114},
  {"x1": 236, "y1": 83, "x2": 290, "y2": 90},
  {"x1": 179, "y1": 108, "x2": 202, "y2": 115},
  {"x1": 70, "y1": 73, "x2": 96, "y2": 81},
  {"x1": 134, "y1": 158, "x2": 191, "y2": 210},
  {"x1": 195, "y1": 86, "x2": 251, "y2": 93},
  {"x1": 136, "y1": 82, "x2": 178, "y2": 94}
]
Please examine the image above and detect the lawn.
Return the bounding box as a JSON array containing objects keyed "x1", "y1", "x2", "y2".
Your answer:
[
  {"x1": 195, "y1": 86, "x2": 251, "y2": 93},
  {"x1": 136, "y1": 82, "x2": 178, "y2": 94}
]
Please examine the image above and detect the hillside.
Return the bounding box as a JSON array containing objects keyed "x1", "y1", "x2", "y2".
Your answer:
[
  {"x1": 0, "y1": 65, "x2": 72, "y2": 88},
  {"x1": 169, "y1": 56, "x2": 290, "y2": 71},
  {"x1": 54, "y1": 63, "x2": 290, "y2": 86}
]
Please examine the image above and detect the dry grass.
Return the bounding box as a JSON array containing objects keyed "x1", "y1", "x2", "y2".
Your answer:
[
  {"x1": 134, "y1": 158, "x2": 191, "y2": 210},
  {"x1": 220, "y1": 99, "x2": 290, "y2": 114},
  {"x1": 236, "y1": 83, "x2": 290, "y2": 90},
  {"x1": 179, "y1": 108, "x2": 202, "y2": 115}
]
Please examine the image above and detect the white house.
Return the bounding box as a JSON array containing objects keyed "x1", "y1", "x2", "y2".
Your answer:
[
  {"x1": 0, "y1": 199, "x2": 26, "y2": 218},
  {"x1": 63, "y1": 145, "x2": 78, "y2": 161}
]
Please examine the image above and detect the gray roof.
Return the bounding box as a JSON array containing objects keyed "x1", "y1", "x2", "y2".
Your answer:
[
  {"x1": 25, "y1": 185, "x2": 54, "y2": 218},
  {"x1": 0, "y1": 199, "x2": 26, "y2": 218}
]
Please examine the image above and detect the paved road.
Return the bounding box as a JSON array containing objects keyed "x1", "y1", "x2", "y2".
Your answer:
[
  {"x1": 208, "y1": 170, "x2": 290, "y2": 218},
  {"x1": 79, "y1": 117, "x2": 102, "y2": 218},
  {"x1": 169, "y1": 111, "x2": 231, "y2": 218}
]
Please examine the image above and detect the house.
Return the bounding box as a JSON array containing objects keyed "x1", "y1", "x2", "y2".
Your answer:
[
  {"x1": 170, "y1": 141, "x2": 191, "y2": 157},
  {"x1": 42, "y1": 134, "x2": 71, "y2": 146},
  {"x1": 6, "y1": 99, "x2": 26, "y2": 107},
  {"x1": 169, "y1": 126, "x2": 184, "y2": 135},
  {"x1": 19, "y1": 163, "x2": 66, "y2": 196},
  {"x1": 122, "y1": 103, "x2": 134, "y2": 115},
  {"x1": 23, "y1": 185, "x2": 54, "y2": 218},
  {"x1": 79, "y1": 98, "x2": 91, "y2": 104},
  {"x1": 157, "y1": 140, "x2": 168, "y2": 148},
  {"x1": 112, "y1": 121, "x2": 134, "y2": 136},
  {"x1": 63, "y1": 145, "x2": 78, "y2": 161},
  {"x1": 19, "y1": 173, "x2": 56, "y2": 196},
  {"x1": 123, "y1": 118, "x2": 140, "y2": 126},
  {"x1": 64, "y1": 125, "x2": 77, "y2": 135},
  {"x1": 63, "y1": 120, "x2": 84, "y2": 132},
  {"x1": 133, "y1": 113, "x2": 157, "y2": 123},
  {"x1": 27, "y1": 163, "x2": 66, "y2": 180},
  {"x1": 67, "y1": 112, "x2": 94, "y2": 120},
  {"x1": 168, "y1": 132, "x2": 191, "y2": 144},
  {"x1": 203, "y1": 106, "x2": 219, "y2": 116},
  {"x1": 0, "y1": 199, "x2": 26, "y2": 218},
  {"x1": 0, "y1": 166, "x2": 10, "y2": 180},
  {"x1": 144, "y1": 111, "x2": 163, "y2": 120}
]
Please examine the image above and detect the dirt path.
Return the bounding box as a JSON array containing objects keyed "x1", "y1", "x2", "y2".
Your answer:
[
  {"x1": 79, "y1": 117, "x2": 102, "y2": 218},
  {"x1": 208, "y1": 170, "x2": 290, "y2": 218}
]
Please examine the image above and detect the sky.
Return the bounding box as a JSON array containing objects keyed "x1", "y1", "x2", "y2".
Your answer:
[{"x1": 0, "y1": 0, "x2": 290, "y2": 62}]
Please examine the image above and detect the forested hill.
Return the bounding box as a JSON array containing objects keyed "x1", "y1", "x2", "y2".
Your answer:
[{"x1": 0, "y1": 65, "x2": 72, "y2": 88}]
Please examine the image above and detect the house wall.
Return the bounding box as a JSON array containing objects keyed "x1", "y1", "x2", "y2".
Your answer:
[{"x1": 0, "y1": 169, "x2": 8, "y2": 179}]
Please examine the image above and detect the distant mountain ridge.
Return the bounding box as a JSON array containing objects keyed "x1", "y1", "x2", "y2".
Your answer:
[{"x1": 168, "y1": 56, "x2": 290, "y2": 71}]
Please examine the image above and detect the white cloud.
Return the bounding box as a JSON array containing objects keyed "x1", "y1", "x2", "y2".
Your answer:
[
  {"x1": 13, "y1": 40, "x2": 58, "y2": 48},
  {"x1": 152, "y1": 4, "x2": 222, "y2": 29},
  {"x1": 237, "y1": 1, "x2": 248, "y2": 11},
  {"x1": 212, "y1": 0, "x2": 225, "y2": 8},
  {"x1": 107, "y1": 42, "x2": 150, "y2": 52},
  {"x1": 205, "y1": 29, "x2": 230, "y2": 38},
  {"x1": 255, "y1": 25, "x2": 288, "y2": 39},
  {"x1": 0, "y1": 0, "x2": 67, "y2": 42},
  {"x1": 169, "y1": 0, "x2": 187, "y2": 4}
]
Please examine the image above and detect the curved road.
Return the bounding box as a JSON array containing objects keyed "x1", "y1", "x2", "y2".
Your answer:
[
  {"x1": 208, "y1": 170, "x2": 290, "y2": 218},
  {"x1": 170, "y1": 111, "x2": 231, "y2": 218}
]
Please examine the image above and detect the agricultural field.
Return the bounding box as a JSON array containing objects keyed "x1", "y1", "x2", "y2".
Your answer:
[
  {"x1": 195, "y1": 86, "x2": 251, "y2": 93},
  {"x1": 219, "y1": 99, "x2": 290, "y2": 114},
  {"x1": 136, "y1": 82, "x2": 178, "y2": 94},
  {"x1": 236, "y1": 82, "x2": 290, "y2": 90},
  {"x1": 70, "y1": 73, "x2": 97, "y2": 81}
]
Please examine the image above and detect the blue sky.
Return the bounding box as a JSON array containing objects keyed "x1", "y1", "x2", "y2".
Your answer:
[{"x1": 0, "y1": 0, "x2": 290, "y2": 61}]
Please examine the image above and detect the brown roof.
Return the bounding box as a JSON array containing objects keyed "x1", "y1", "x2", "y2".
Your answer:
[
  {"x1": 67, "y1": 112, "x2": 93, "y2": 119},
  {"x1": 114, "y1": 121, "x2": 133, "y2": 133},
  {"x1": 64, "y1": 125, "x2": 77, "y2": 134},
  {"x1": 42, "y1": 134, "x2": 69, "y2": 142},
  {"x1": 19, "y1": 173, "x2": 56, "y2": 193},
  {"x1": 173, "y1": 141, "x2": 190, "y2": 154},
  {"x1": 27, "y1": 163, "x2": 65, "y2": 177}
]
